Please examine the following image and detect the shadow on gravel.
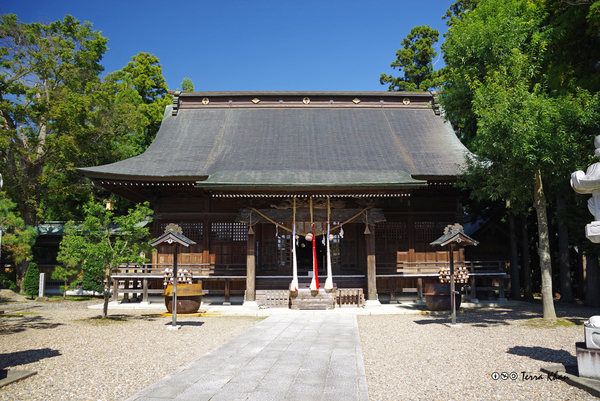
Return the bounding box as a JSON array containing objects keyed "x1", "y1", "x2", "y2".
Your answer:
[
  {"x1": 0, "y1": 315, "x2": 62, "y2": 335},
  {"x1": 412, "y1": 307, "x2": 540, "y2": 327},
  {"x1": 169, "y1": 321, "x2": 205, "y2": 327},
  {"x1": 0, "y1": 348, "x2": 61, "y2": 369},
  {"x1": 507, "y1": 346, "x2": 577, "y2": 366}
]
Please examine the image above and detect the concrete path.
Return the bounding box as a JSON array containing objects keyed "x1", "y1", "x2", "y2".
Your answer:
[{"x1": 126, "y1": 314, "x2": 369, "y2": 401}]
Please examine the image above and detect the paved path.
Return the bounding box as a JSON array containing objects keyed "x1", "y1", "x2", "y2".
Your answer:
[{"x1": 126, "y1": 314, "x2": 369, "y2": 401}]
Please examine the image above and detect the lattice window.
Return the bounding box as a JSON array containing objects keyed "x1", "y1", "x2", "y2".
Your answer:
[
  {"x1": 210, "y1": 222, "x2": 248, "y2": 242},
  {"x1": 415, "y1": 221, "x2": 454, "y2": 241},
  {"x1": 376, "y1": 221, "x2": 407, "y2": 241},
  {"x1": 278, "y1": 232, "x2": 292, "y2": 266},
  {"x1": 159, "y1": 221, "x2": 203, "y2": 242}
]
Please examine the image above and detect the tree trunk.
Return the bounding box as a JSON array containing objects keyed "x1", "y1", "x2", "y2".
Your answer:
[
  {"x1": 533, "y1": 168, "x2": 556, "y2": 320},
  {"x1": 521, "y1": 215, "x2": 533, "y2": 300},
  {"x1": 508, "y1": 213, "x2": 521, "y2": 299},
  {"x1": 578, "y1": 248, "x2": 586, "y2": 299},
  {"x1": 556, "y1": 198, "x2": 574, "y2": 302},
  {"x1": 102, "y1": 268, "x2": 111, "y2": 319},
  {"x1": 585, "y1": 253, "x2": 600, "y2": 307}
]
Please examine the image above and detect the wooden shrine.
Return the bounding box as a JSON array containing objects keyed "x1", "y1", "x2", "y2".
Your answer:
[{"x1": 79, "y1": 91, "x2": 508, "y2": 308}]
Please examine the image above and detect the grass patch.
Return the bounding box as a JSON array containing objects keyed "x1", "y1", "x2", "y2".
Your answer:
[
  {"x1": 0, "y1": 312, "x2": 39, "y2": 317},
  {"x1": 521, "y1": 317, "x2": 578, "y2": 328},
  {"x1": 47, "y1": 295, "x2": 102, "y2": 302}
]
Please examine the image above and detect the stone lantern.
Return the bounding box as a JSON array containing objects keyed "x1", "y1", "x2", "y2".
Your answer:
[{"x1": 571, "y1": 135, "x2": 600, "y2": 243}]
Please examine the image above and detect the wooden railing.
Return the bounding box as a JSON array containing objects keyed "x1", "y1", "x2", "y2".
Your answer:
[
  {"x1": 113, "y1": 262, "x2": 247, "y2": 277},
  {"x1": 376, "y1": 260, "x2": 507, "y2": 276}
]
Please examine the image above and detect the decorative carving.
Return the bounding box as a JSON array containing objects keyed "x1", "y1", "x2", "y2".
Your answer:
[
  {"x1": 202, "y1": 97, "x2": 210, "y2": 105},
  {"x1": 353, "y1": 98, "x2": 361, "y2": 104},
  {"x1": 270, "y1": 198, "x2": 346, "y2": 209},
  {"x1": 165, "y1": 223, "x2": 183, "y2": 234},
  {"x1": 302, "y1": 97, "x2": 310, "y2": 105},
  {"x1": 443, "y1": 223, "x2": 464, "y2": 234},
  {"x1": 361, "y1": 208, "x2": 386, "y2": 226},
  {"x1": 403, "y1": 98, "x2": 410, "y2": 105},
  {"x1": 238, "y1": 199, "x2": 265, "y2": 208},
  {"x1": 355, "y1": 198, "x2": 380, "y2": 208},
  {"x1": 252, "y1": 98, "x2": 260, "y2": 104}
]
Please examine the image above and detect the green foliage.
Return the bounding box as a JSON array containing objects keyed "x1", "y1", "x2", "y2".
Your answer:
[
  {"x1": 22, "y1": 262, "x2": 39, "y2": 299},
  {"x1": 0, "y1": 14, "x2": 146, "y2": 225},
  {"x1": 51, "y1": 266, "x2": 78, "y2": 299},
  {"x1": 0, "y1": 192, "x2": 37, "y2": 264},
  {"x1": 380, "y1": 25, "x2": 442, "y2": 92},
  {"x1": 81, "y1": 268, "x2": 103, "y2": 294},
  {"x1": 119, "y1": 52, "x2": 172, "y2": 153},
  {"x1": 441, "y1": 0, "x2": 600, "y2": 319},
  {"x1": 0, "y1": 272, "x2": 17, "y2": 291},
  {"x1": 180, "y1": 77, "x2": 194, "y2": 92},
  {"x1": 57, "y1": 201, "x2": 153, "y2": 318}
]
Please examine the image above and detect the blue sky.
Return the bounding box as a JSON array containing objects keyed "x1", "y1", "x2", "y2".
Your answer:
[{"x1": 1, "y1": 0, "x2": 452, "y2": 92}]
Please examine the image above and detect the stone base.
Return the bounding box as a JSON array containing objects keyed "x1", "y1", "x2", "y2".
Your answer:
[
  {"x1": 577, "y1": 342, "x2": 600, "y2": 379},
  {"x1": 243, "y1": 300, "x2": 260, "y2": 309},
  {"x1": 364, "y1": 299, "x2": 382, "y2": 308},
  {"x1": 290, "y1": 289, "x2": 336, "y2": 310},
  {"x1": 166, "y1": 325, "x2": 182, "y2": 331}
]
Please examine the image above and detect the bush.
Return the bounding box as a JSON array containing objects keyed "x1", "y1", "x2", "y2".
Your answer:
[
  {"x1": 81, "y1": 268, "x2": 103, "y2": 294},
  {"x1": 22, "y1": 262, "x2": 40, "y2": 299},
  {"x1": 0, "y1": 271, "x2": 17, "y2": 291}
]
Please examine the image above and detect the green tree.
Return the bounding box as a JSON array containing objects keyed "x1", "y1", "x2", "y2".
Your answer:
[
  {"x1": 51, "y1": 266, "x2": 78, "y2": 299},
  {"x1": 119, "y1": 52, "x2": 172, "y2": 153},
  {"x1": 380, "y1": 25, "x2": 442, "y2": 92},
  {"x1": 442, "y1": 0, "x2": 600, "y2": 319},
  {"x1": 0, "y1": 191, "x2": 37, "y2": 273},
  {"x1": 0, "y1": 14, "x2": 144, "y2": 286},
  {"x1": 22, "y1": 262, "x2": 39, "y2": 299},
  {"x1": 180, "y1": 77, "x2": 194, "y2": 92},
  {"x1": 58, "y1": 201, "x2": 153, "y2": 318}
]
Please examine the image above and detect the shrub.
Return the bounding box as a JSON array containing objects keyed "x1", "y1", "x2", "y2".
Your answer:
[
  {"x1": 22, "y1": 262, "x2": 40, "y2": 299},
  {"x1": 81, "y1": 268, "x2": 103, "y2": 294}
]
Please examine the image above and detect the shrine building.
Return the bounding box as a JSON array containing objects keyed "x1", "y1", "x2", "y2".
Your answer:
[{"x1": 78, "y1": 91, "x2": 485, "y2": 308}]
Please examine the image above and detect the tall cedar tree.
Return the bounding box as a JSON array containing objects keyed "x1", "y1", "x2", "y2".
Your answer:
[{"x1": 380, "y1": 25, "x2": 442, "y2": 92}]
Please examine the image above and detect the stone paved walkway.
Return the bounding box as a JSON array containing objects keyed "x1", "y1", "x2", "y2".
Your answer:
[{"x1": 125, "y1": 314, "x2": 369, "y2": 401}]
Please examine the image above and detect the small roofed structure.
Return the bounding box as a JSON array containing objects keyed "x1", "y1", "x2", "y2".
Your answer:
[{"x1": 431, "y1": 224, "x2": 478, "y2": 325}]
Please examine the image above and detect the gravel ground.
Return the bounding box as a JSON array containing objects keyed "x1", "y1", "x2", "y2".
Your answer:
[
  {"x1": 358, "y1": 303, "x2": 600, "y2": 401},
  {"x1": 2, "y1": 290, "x2": 600, "y2": 400},
  {"x1": 0, "y1": 291, "x2": 263, "y2": 400}
]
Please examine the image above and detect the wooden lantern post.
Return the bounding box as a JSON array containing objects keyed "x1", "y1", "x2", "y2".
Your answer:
[
  {"x1": 431, "y1": 224, "x2": 478, "y2": 326},
  {"x1": 151, "y1": 225, "x2": 196, "y2": 329}
]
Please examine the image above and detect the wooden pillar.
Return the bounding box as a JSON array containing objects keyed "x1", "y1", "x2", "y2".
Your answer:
[
  {"x1": 470, "y1": 274, "x2": 478, "y2": 302},
  {"x1": 365, "y1": 225, "x2": 378, "y2": 302},
  {"x1": 417, "y1": 277, "x2": 423, "y2": 303},
  {"x1": 112, "y1": 278, "x2": 119, "y2": 303},
  {"x1": 245, "y1": 233, "x2": 256, "y2": 302},
  {"x1": 142, "y1": 277, "x2": 148, "y2": 303}
]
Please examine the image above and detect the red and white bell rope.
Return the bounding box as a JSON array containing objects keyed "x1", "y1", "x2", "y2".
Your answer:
[
  {"x1": 325, "y1": 197, "x2": 333, "y2": 290},
  {"x1": 290, "y1": 197, "x2": 298, "y2": 292}
]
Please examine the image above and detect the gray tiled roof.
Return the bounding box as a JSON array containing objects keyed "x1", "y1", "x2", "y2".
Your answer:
[{"x1": 78, "y1": 93, "x2": 470, "y2": 188}]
